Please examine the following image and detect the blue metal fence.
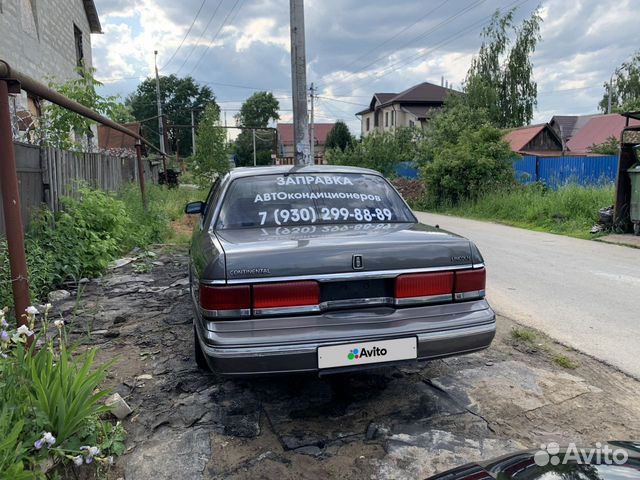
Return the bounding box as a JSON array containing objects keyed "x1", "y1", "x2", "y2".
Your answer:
[
  {"x1": 394, "y1": 161, "x2": 419, "y2": 179},
  {"x1": 513, "y1": 155, "x2": 618, "y2": 187},
  {"x1": 394, "y1": 155, "x2": 619, "y2": 187}
]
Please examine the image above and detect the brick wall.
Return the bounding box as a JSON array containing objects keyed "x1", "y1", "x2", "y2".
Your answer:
[{"x1": 0, "y1": 0, "x2": 94, "y2": 84}]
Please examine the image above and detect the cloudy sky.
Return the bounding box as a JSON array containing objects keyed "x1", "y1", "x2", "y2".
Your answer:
[{"x1": 92, "y1": 0, "x2": 637, "y2": 136}]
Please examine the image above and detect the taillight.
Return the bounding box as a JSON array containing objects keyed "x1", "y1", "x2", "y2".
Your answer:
[
  {"x1": 199, "y1": 284, "x2": 250, "y2": 316},
  {"x1": 394, "y1": 272, "x2": 454, "y2": 305},
  {"x1": 253, "y1": 281, "x2": 320, "y2": 315},
  {"x1": 454, "y1": 268, "x2": 486, "y2": 300}
]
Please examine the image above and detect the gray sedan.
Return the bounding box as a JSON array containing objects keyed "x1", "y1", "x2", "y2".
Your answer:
[{"x1": 186, "y1": 165, "x2": 495, "y2": 376}]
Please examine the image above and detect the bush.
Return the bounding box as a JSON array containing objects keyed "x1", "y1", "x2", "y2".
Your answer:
[
  {"x1": 326, "y1": 128, "x2": 424, "y2": 178},
  {"x1": 0, "y1": 306, "x2": 123, "y2": 476},
  {"x1": 421, "y1": 125, "x2": 515, "y2": 205},
  {"x1": 0, "y1": 183, "x2": 204, "y2": 308}
]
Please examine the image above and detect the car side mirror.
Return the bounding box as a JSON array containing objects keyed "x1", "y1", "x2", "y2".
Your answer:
[{"x1": 185, "y1": 201, "x2": 205, "y2": 215}]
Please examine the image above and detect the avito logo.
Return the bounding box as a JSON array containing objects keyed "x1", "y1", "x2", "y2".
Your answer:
[{"x1": 347, "y1": 346, "x2": 387, "y2": 360}]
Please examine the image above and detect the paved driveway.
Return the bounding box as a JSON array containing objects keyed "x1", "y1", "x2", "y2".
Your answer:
[{"x1": 415, "y1": 212, "x2": 640, "y2": 379}]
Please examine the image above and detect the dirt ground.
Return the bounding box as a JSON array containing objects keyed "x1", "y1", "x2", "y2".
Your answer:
[{"x1": 51, "y1": 245, "x2": 640, "y2": 480}]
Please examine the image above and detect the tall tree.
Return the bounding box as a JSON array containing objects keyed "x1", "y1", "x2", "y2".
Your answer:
[
  {"x1": 464, "y1": 7, "x2": 542, "y2": 128},
  {"x1": 325, "y1": 121, "x2": 353, "y2": 151},
  {"x1": 233, "y1": 92, "x2": 280, "y2": 166},
  {"x1": 191, "y1": 104, "x2": 229, "y2": 186},
  {"x1": 599, "y1": 51, "x2": 640, "y2": 113},
  {"x1": 127, "y1": 75, "x2": 216, "y2": 156}
]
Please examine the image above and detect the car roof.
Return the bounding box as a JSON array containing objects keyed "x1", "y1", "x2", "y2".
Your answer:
[{"x1": 227, "y1": 165, "x2": 381, "y2": 179}]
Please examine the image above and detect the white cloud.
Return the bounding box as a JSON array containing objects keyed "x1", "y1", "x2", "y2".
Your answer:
[{"x1": 92, "y1": 0, "x2": 639, "y2": 135}]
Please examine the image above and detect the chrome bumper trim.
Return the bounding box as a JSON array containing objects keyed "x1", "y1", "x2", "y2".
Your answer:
[
  {"x1": 200, "y1": 264, "x2": 478, "y2": 285},
  {"x1": 454, "y1": 290, "x2": 485, "y2": 301},
  {"x1": 395, "y1": 294, "x2": 452, "y2": 306}
]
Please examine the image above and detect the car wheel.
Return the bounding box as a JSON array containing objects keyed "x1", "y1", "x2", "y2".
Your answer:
[
  {"x1": 194, "y1": 325, "x2": 210, "y2": 371},
  {"x1": 634, "y1": 222, "x2": 640, "y2": 236}
]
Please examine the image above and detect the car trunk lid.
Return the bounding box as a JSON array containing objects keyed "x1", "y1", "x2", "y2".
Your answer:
[{"x1": 214, "y1": 222, "x2": 476, "y2": 282}]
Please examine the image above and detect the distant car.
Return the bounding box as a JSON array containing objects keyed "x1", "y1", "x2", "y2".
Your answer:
[{"x1": 186, "y1": 165, "x2": 495, "y2": 376}]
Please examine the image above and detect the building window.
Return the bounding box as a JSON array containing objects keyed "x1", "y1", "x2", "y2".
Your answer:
[
  {"x1": 391, "y1": 111, "x2": 395, "y2": 126},
  {"x1": 74, "y1": 24, "x2": 84, "y2": 69},
  {"x1": 409, "y1": 120, "x2": 415, "y2": 128},
  {"x1": 374, "y1": 111, "x2": 379, "y2": 127},
  {"x1": 385, "y1": 112, "x2": 389, "y2": 127},
  {"x1": 365, "y1": 117, "x2": 370, "y2": 131}
]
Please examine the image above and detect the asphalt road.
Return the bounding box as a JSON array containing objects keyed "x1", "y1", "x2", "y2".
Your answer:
[{"x1": 414, "y1": 212, "x2": 640, "y2": 379}]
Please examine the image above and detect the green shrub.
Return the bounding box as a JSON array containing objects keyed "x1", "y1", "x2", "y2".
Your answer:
[
  {"x1": 327, "y1": 128, "x2": 424, "y2": 178},
  {"x1": 0, "y1": 306, "x2": 122, "y2": 475},
  {"x1": 0, "y1": 183, "x2": 203, "y2": 308},
  {"x1": 421, "y1": 125, "x2": 515, "y2": 205}
]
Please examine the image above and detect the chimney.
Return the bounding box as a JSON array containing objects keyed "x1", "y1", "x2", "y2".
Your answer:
[{"x1": 441, "y1": 76, "x2": 444, "y2": 87}]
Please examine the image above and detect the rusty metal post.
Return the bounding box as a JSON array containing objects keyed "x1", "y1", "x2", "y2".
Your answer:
[
  {"x1": 135, "y1": 140, "x2": 147, "y2": 210},
  {"x1": 0, "y1": 80, "x2": 31, "y2": 325}
]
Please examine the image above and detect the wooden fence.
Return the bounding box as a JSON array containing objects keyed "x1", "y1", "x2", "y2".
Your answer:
[{"x1": 0, "y1": 142, "x2": 158, "y2": 235}]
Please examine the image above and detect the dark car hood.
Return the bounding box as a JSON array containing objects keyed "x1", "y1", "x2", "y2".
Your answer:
[{"x1": 213, "y1": 222, "x2": 478, "y2": 281}]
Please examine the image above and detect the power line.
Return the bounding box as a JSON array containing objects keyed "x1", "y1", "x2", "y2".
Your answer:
[
  {"x1": 318, "y1": 0, "x2": 488, "y2": 91},
  {"x1": 161, "y1": 0, "x2": 208, "y2": 70},
  {"x1": 174, "y1": 0, "x2": 224, "y2": 75},
  {"x1": 330, "y1": 0, "x2": 448, "y2": 77},
  {"x1": 326, "y1": 0, "x2": 527, "y2": 97},
  {"x1": 189, "y1": 0, "x2": 243, "y2": 76},
  {"x1": 315, "y1": 95, "x2": 368, "y2": 107}
]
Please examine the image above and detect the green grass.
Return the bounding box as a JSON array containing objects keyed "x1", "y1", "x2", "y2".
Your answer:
[
  {"x1": 437, "y1": 183, "x2": 615, "y2": 239},
  {"x1": 511, "y1": 326, "x2": 537, "y2": 343},
  {"x1": 552, "y1": 353, "x2": 579, "y2": 369},
  {"x1": 118, "y1": 183, "x2": 204, "y2": 246}
]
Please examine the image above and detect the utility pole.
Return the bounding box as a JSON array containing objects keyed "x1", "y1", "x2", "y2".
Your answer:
[
  {"x1": 309, "y1": 82, "x2": 315, "y2": 163},
  {"x1": 252, "y1": 128, "x2": 257, "y2": 166},
  {"x1": 154, "y1": 50, "x2": 165, "y2": 156},
  {"x1": 289, "y1": 0, "x2": 311, "y2": 165},
  {"x1": 191, "y1": 109, "x2": 196, "y2": 156}
]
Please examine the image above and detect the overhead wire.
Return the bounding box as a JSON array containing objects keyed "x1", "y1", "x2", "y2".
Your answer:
[
  {"x1": 317, "y1": 0, "x2": 488, "y2": 91},
  {"x1": 161, "y1": 0, "x2": 208, "y2": 70},
  {"x1": 189, "y1": 0, "x2": 244, "y2": 76},
  {"x1": 328, "y1": 0, "x2": 449, "y2": 78},
  {"x1": 325, "y1": 0, "x2": 528, "y2": 98},
  {"x1": 174, "y1": 0, "x2": 224, "y2": 75}
]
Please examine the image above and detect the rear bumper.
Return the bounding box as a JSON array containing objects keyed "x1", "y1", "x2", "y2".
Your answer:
[{"x1": 194, "y1": 299, "x2": 496, "y2": 376}]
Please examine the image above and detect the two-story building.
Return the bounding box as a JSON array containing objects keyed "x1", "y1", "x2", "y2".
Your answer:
[
  {"x1": 356, "y1": 81, "x2": 457, "y2": 137},
  {"x1": 0, "y1": 0, "x2": 102, "y2": 134}
]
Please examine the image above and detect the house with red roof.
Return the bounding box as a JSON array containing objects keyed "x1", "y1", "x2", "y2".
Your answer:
[
  {"x1": 276, "y1": 122, "x2": 335, "y2": 164},
  {"x1": 566, "y1": 114, "x2": 640, "y2": 154},
  {"x1": 503, "y1": 123, "x2": 563, "y2": 156}
]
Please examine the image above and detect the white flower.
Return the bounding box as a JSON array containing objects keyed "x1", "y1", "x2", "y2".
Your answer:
[
  {"x1": 16, "y1": 325, "x2": 34, "y2": 337},
  {"x1": 54, "y1": 319, "x2": 65, "y2": 329},
  {"x1": 26, "y1": 306, "x2": 39, "y2": 315},
  {"x1": 0, "y1": 318, "x2": 7, "y2": 328},
  {"x1": 89, "y1": 446, "x2": 100, "y2": 456},
  {"x1": 44, "y1": 303, "x2": 52, "y2": 312},
  {"x1": 42, "y1": 432, "x2": 56, "y2": 446},
  {"x1": 73, "y1": 455, "x2": 84, "y2": 466}
]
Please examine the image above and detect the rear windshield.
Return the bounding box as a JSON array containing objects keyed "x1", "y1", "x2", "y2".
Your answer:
[{"x1": 215, "y1": 173, "x2": 414, "y2": 229}]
